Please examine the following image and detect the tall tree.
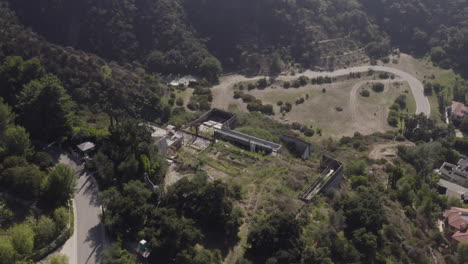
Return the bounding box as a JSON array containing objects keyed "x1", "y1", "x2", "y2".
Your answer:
[
  {"x1": 17, "y1": 74, "x2": 75, "y2": 142},
  {"x1": 45, "y1": 254, "x2": 69, "y2": 264},
  {"x1": 3, "y1": 125, "x2": 32, "y2": 157},
  {"x1": 102, "y1": 243, "x2": 136, "y2": 264},
  {"x1": 0, "y1": 238, "x2": 16, "y2": 264},
  {"x1": 9, "y1": 223, "x2": 34, "y2": 256},
  {"x1": 42, "y1": 164, "x2": 76, "y2": 207},
  {"x1": 0, "y1": 56, "x2": 45, "y2": 105}
]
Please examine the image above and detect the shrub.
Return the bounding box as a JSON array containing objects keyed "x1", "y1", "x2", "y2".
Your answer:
[
  {"x1": 187, "y1": 102, "x2": 197, "y2": 110},
  {"x1": 387, "y1": 110, "x2": 399, "y2": 127},
  {"x1": 53, "y1": 207, "x2": 69, "y2": 231},
  {"x1": 395, "y1": 95, "x2": 407, "y2": 109},
  {"x1": 381, "y1": 57, "x2": 390, "y2": 63},
  {"x1": 322, "y1": 88, "x2": 326, "y2": 93},
  {"x1": 176, "y1": 97, "x2": 184, "y2": 106},
  {"x1": 247, "y1": 83, "x2": 256, "y2": 90},
  {"x1": 424, "y1": 82, "x2": 433, "y2": 96},
  {"x1": 335, "y1": 107, "x2": 343, "y2": 112},
  {"x1": 304, "y1": 128, "x2": 314, "y2": 137},
  {"x1": 280, "y1": 103, "x2": 292, "y2": 113},
  {"x1": 261, "y1": 104, "x2": 274, "y2": 115},
  {"x1": 257, "y1": 78, "x2": 268, "y2": 89},
  {"x1": 295, "y1": 98, "x2": 305, "y2": 105},
  {"x1": 283, "y1": 81, "x2": 291, "y2": 89},
  {"x1": 378, "y1": 72, "x2": 390, "y2": 79},
  {"x1": 396, "y1": 135, "x2": 406, "y2": 141},
  {"x1": 199, "y1": 101, "x2": 211, "y2": 111},
  {"x1": 317, "y1": 76, "x2": 324, "y2": 84},
  {"x1": 277, "y1": 101, "x2": 283, "y2": 106},
  {"x1": 316, "y1": 128, "x2": 322, "y2": 136},
  {"x1": 241, "y1": 94, "x2": 256, "y2": 103},
  {"x1": 372, "y1": 83, "x2": 385, "y2": 92},
  {"x1": 33, "y1": 152, "x2": 54, "y2": 170},
  {"x1": 234, "y1": 91, "x2": 244, "y2": 99},
  {"x1": 247, "y1": 101, "x2": 262, "y2": 112},
  {"x1": 291, "y1": 122, "x2": 301, "y2": 130},
  {"x1": 292, "y1": 80, "x2": 301, "y2": 88},
  {"x1": 168, "y1": 98, "x2": 175, "y2": 106},
  {"x1": 390, "y1": 103, "x2": 400, "y2": 111},
  {"x1": 298, "y1": 76, "x2": 309, "y2": 86},
  {"x1": 35, "y1": 216, "x2": 57, "y2": 248},
  {"x1": 360, "y1": 90, "x2": 370, "y2": 97}
]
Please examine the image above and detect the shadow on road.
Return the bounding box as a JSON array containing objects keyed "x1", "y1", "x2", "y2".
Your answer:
[{"x1": 84, "y1": 224, "x2": 105, "y2": 264}]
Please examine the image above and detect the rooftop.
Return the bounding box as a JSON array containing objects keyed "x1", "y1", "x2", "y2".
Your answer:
[
  {"x1": 439, "y1": 179, "x2": 468, "y2": 201},
  {"x1": 77, "y1": 142, "x2": 95, "y2": 152},
  {"x1": 165, "y1": 74, "x2": 200, "y2": 87},
  {"x1": 439, "y1": 159, "x2": 468, "y2": 185},
  {"x1": 451, "y1": 101, "x2": 468, "y2": 118}
]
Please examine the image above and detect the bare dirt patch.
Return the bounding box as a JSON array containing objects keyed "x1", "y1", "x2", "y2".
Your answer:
[{"x1": 368, "y1": 141, "x2": 415, "y2": 163}]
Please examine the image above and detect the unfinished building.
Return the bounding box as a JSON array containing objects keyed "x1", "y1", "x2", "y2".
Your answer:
[
  {"x1": 149, "y1": 125, "x2": 184, "y2": 157},
  {"x1": 299, "y1": 155, "x2": 344, "y2": 203},
  {"x1": 190, "y1": 108, "x2": 238, "y2": 130},
  {"x1": 214, "y1": 128, "x2": 282, "y2": 155},
  {"x1": 281, "y1": 136, "x2": 311, "y2": 160}
]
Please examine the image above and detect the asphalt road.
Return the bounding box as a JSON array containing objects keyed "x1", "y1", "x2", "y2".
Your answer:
[{"x1": 58, "y1": 154, "x2": 107, "y2": 264}]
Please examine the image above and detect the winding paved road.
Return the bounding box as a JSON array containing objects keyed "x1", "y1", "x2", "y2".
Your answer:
[
  {"x1": 215, "y1": 65, "x2": 431, "y2": 117},
  {"x1": 57, "y1": 154, "x2": 107, "y2": 264}
]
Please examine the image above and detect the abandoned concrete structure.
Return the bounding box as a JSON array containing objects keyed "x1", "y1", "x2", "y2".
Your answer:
[
  {"x1": 190, "y1": 108, "x2": 238, "y2": 130},
  {"x1": 299, "y1": 155, "x2": 344, "y2": 203},
  {"x1": 214, "y1": 128, "x2": 282, "y2": 155},
  {"x1": 281, "y1": 136, "x2": 311, "y2": 160},
  {"x1": 438, "y1": 158, "x2": 468, "y2": 187},
  {"x1": 149, "y1": 125, "x2": 184, "y2": 156}
]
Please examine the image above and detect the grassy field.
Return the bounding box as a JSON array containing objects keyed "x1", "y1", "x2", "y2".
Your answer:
[{"x1": 229, "y1": 75, "x2": 416, "y2": 139}]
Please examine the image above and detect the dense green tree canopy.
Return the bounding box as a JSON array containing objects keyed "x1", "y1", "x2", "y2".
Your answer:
[
  {"x1": 9, "y1": 223, "x2": 35, "y2": 256},
  {"x1": 42, "y1": 164, "x2": 76, "y2": 207}
]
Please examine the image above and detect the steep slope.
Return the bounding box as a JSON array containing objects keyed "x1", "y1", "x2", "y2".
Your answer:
[
  {"x1": 359, "y1": 0, "x2": 468, "y2": 74},
  {"x1": 7, "y1": 0, "x2": 386, "y2": 73},
  {"x1": 0, "y1": 2, "x2": 169, "y2": 122}
]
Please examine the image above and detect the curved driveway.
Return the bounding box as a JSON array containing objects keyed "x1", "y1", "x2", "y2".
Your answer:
[
  {"x1": 299, "y1": 66, "x2": 430, "y2": 117},
  {"x1": 216, "y1": 65, "x2": 431, "y2": 117}
]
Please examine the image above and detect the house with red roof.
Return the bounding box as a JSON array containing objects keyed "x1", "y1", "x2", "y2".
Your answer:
[
  {"x1": 443, "y1": 207, "x2": 468, "y2": 245},
  {"x1": 451, "y1": 101, "x2": 468, "y2": 119}
]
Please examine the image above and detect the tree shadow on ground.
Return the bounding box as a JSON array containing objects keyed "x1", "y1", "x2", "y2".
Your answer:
[{"x1": 83, "y1": 224, "x2": 106, "y2": 264}]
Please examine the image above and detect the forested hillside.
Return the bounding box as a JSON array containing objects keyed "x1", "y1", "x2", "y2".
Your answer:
[
  {"x1": 7, "y1": 0, "x2": 386, "y2": 73},
  {"x1": 0, "y1": 2, "x2": 170, "y2": 125},
  {"x1": 360, "y1": 0, "x2": 468, "y2": 74},
  {"x1": 8, "y1": 0, "x2": 468, "y2": 75}
]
